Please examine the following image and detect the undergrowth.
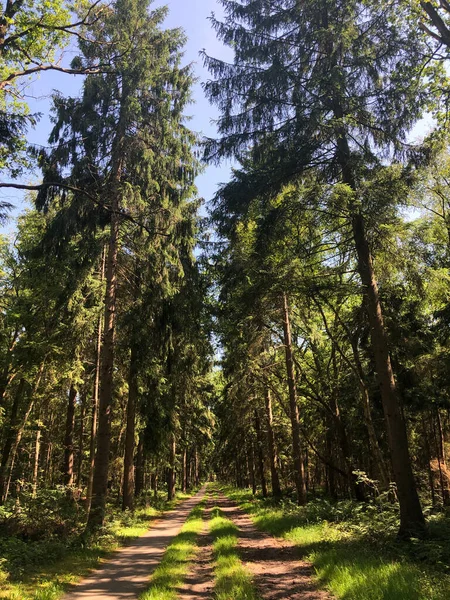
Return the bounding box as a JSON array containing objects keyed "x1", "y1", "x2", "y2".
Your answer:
[
  {"x1": 224, "y1": 486, "x2": 450, "y2": 600},
  {"x1": 210, "y1": 505, "x2": 260, "y2": 600}
]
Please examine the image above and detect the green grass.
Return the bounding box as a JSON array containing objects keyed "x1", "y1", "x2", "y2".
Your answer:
[
  {"x1": 139, "y1": 500, "x2": 205, "y2": 600},
  {"x1": 0, "y1": 491, "x2": 195, "y2": 600},
  {"x1": 222, "y1": 487, "x2": 450, "y2": 600},
  {"x1": 210, "y1": 506, "x2": 260, "y2": 600}
]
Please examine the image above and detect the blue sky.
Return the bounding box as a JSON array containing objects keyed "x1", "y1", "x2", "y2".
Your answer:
[{"x1": 1, "y1": 0, "x2": 233, "y2": 234}]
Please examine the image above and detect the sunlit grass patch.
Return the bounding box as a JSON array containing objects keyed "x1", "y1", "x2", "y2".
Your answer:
[
  {"x1": 139, "y1": 500, "x2": 205, "y2": 600},
  {"x1": 224, "y1": 488, "x2": 450, "y2": 600},
  {"x1": 210, "y1": 506, "x2": 260, "y2": 600}
]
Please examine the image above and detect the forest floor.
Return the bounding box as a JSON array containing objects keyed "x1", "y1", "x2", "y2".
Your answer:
[
  {"x1": 52, "y1": 484, "x2": 333, "y2": 600},
  {"x1": 11, "y1": 483, "x2": 333, "y2": 600},
  {"x1": 4, "y1": 483, "x2": 450, "y2": 599}
]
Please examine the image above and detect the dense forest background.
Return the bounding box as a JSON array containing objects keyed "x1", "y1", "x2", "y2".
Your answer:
[{"x1": 2, "y1": 0, "x2": 450, "y2": 578}]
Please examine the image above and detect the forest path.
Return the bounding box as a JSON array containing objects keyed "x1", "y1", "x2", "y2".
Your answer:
[
  {"x1": 216, "y1": 493, "x2": 334, "y2": 600},
  {"x1": 62, "y1": 486, "x2": 207, "y2": 600}
]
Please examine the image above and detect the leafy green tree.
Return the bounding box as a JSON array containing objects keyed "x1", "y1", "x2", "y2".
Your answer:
[{"x1": 0, "y1": 0, "x2": 107, "y2": 176}]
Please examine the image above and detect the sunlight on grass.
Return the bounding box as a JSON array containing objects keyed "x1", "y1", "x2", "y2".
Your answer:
[
  {"x1": 210, "y1": 506, "x2": 260, "y2": 600},
  {"x1": 223, "y1": 487, "x2": 450, "y2": 600},
  {"x1": 139, "y1": 500, "x2": 205, "y2": 600}
]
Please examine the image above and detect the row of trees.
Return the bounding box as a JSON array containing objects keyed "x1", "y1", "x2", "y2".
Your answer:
[
  {"x1": 204, "y1": 0, "x2": 450, "y2": 538},
  {"x1": 3, "y1": 0, "x2": 450, "y2": 542},
  {"x1": 0, "y1": 0, "x2": 215, "y2": 530}
]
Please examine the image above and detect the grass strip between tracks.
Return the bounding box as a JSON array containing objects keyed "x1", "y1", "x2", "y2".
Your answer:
[
  {"x1": 210, "y1": 505, "x2": 260, "y2": 600},
  {"x1": 139, "y1": 498, "x2": 206, "y2": 600}
]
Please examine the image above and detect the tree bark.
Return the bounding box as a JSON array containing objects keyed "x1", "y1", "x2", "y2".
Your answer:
[
  {"x1": 167, "y1": 432, "x2": 176, "y2": 501},
  {"x1": 76, "y1": 390, "x2": 86, "y2": 488},
  {"x1": 63, "y1": 384, "x2": 77, "y2": 486},
  {"x1": 181, "y1": 447, "x2": 187, "y2": 493},
  {"x1": 87, "y1": 249, "x2": 106, "y2": 512},
  {"x1": 122, "y1": 346, "x2": 138, "y2": 511},
  {"x1": 0, "y1": 379, "x2": 24, "y2": 503},
  {"x1": 254, "y1": 408, "x2": 267, "y2": 497},
  {"x1": 134, "y1": 433, "x2": 145, "y2": 497},
  {"x1": 32, "y1": 425, "x2": 41, "y2": 497},
  {"x1": 87, "y1": 205, "x2": 120, "y2": 529},
  {"x1": 264, "y1": 384, "x2": 282, "y2": 497},
  {"x1": 281, "y1": 292, "x2": 306, "y2": 504}
]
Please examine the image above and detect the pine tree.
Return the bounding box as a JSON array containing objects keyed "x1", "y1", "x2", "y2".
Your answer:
[
  {"x1": 37, "y1": 0, "x2": 199, "y2": 528},
  {"x1": 203, "y1": 0, "x2": 429, "y2": 536}
]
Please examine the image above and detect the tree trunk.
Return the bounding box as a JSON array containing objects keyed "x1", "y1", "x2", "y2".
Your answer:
[
  {"x1": 249, "y1": 442, "x2": 257, "y2": 495},
  {"x1": 181, "y1": 448, "x2": 187, "y2": 493},
  {"x1": 76, "y1": 391, "x2": 86, "y2": 488},
  {"x1": 87, "y1": 250, "x2": 105, "y2": 512},
  {"x1": 134, "y1": 433, "x2": 145, "y2": 498},
  {"x1": 337, "y1": 144, "x2": 424, "y2": 532},
  {"x1": 281, "y1": 292, "x2": 306, "y2": 504},
  {"x1": 122, "y1": 346, "x2": 139, "y2": 511},
  {"x1": 264, "y1": 384, "x2": 282, "y2": 497},
  {"x1": 194, "y1": 446, "x2": 199, "y2": 486},
  {"x1": 254, "y1": 408, "x2": 267, "y2": 497},
  {"x1": 167, "y1": 432, "x2": 176, "y2": 501},
  {"x1": 63, "y1": 384, "x2": 77, "y2": 486},
  {"x1": 1, "y1": 364, "x2": 44, "y2": 504},
  {"x1": 435, "y1": 409, "x2": 449, "y2": 504},
  {"x1": 32, "y1": 424, "x2": 41, "y2": 497},
  {"x1": 0, "y1": 379, "x2": 24, "y2": 503},
  {"x1": 87, "y1": 206, "x2": 120, "y2": 529}
]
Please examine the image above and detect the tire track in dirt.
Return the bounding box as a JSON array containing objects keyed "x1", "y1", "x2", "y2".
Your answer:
[{"x1": 217, "y1": 493, "x2": 334, "y2": 600}]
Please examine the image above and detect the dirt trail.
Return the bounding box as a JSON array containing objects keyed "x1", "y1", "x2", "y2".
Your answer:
[
  {"x1": 176, "y1": 495, "x2": 214, "y2": 600},
  {"x1": 217, "y1": 493, "x2": 334, "y2": 600},
  {"x1": 63, "y1": 487, "x2": 206, "y2": 600}
]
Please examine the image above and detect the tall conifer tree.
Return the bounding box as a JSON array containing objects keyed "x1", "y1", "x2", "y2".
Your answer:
[
  {"x1": 203, "y1": 0, "x2": 428, "y2": 536},
  {"x1": 38, "y1": 0, "x2": 198, "y2": 528}
]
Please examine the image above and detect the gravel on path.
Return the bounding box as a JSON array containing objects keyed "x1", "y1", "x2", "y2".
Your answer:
[{"x1": 62, "y1": 487, "x2": 206, "y2": 600}]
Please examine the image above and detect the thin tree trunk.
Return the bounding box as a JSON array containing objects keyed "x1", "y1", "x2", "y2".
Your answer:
[
  {"x1": 167, "y1": 432, "x2": 176, "y2": 501},
  {"x1": 315, "y1": 297, "x2": 389, "y2": 489},
  {"x1": 254, "y1": 408, "x2": 267, "y2": 497},
  {"x1": 1, "y1": 364, "x2": 45, "y2": 504},
  {"x1": 122, "y1": 346, "x2": 139, "y2": 511},
  {"x1": 32, "y1": 424, "x2": 41, "y2": 497},
  {"x1": 87, "y1": 249, "x2": 106, "y2": 512},
  {"x1": 264, "y1": 384, "x2": 282, "y2": 497},
  {"x1": 435, "y1": 409, "x2": 449, "y2": 504},
  {"x1": 76, "y1": 391, "x2": 86, "y2": 488},
  {"x1": 249, "y1": 442, "x2": 256, "y2": 495},
  {"x1": 134, "y1": 433, "x2": 145, "y2": 497},
  {"x1": 281, "y1": 293, "x2": 306, "y2": 504},
  {"x1": 194, "y1": 446, "x2": 199, "y2": 486},
  {"x1": 181, "y1": 447, "x2": 187, "y2": 493},
  {"x1": 87, "y1": 208, "x2": 120, "y2": 528},
  {"x1": 63, "y1": 384, "x2": 77, "y2": 486}
]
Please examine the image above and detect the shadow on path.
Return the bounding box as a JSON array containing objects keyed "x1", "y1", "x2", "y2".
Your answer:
[{"x1": 63, "y1": 488, "x2": 206, "y2": 600}]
